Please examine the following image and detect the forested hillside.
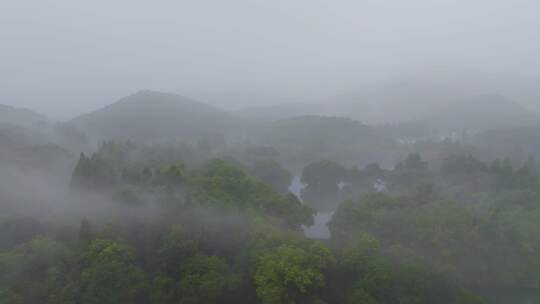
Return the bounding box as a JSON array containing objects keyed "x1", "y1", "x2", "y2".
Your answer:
[
  {"x1": 71, "y1": 90, "x2": 242, "y2": 144},
  {"x1": 4, "y1": 1, "x2": 540, "y2": 302},
  {"x1": 1, "y1": 85, "x2": 540, "y2": 304}
]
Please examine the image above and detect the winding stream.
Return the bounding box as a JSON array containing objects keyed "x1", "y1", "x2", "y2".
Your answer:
[{"x1": 289, "y1": 176, "x2": 333, "y2": 239}]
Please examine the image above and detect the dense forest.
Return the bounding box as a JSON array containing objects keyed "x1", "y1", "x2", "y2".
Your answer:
[
  {"x1": 4, "y1": 1, "x2": 540, "y2": 302},
  {"x1": 1, "y1": 91, "x2": 540, "y2": 304}
]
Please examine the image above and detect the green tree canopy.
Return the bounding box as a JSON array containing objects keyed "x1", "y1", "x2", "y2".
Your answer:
[
  {"x1": 68, "y1": 239, "x2": 148, "y2": 304},
  {"x1": 254, "y1": 242, "x2": 334, "y2": 304}
]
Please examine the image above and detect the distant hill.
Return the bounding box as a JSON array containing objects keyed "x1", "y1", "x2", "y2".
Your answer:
[
  {"x1": 263, "y1": 115, "x2": 376, "y2": 144},
  {"x1": 304, "y1": 72, "x2": 540, "y2": 124},
  {"x1": 0, "y1": 106, "x2": 79, "y2": 165},
  {"x1": 0, "y1": 104, "x2": 48, "y2": 128},
  {"x1": 475, "y1": 125, "x2": 540, "y2": 161},
  {"x1": 235, "y1": 76, "x2": 499, "y2": 124},
  {"x1": 0, "y1": 123, "x2": 45, "y2": 148},
  {"x1": 72, "y1": 90, "x2": 240, "y2": 143},
  {"x1": 236, "y1": 103, "x2": 319, "y2": 121},
  {"x1": 420, "y1": 94, "x2": 540, "y2": 131},
  {"x1": 258, "y1": 115, "x2": 395, "y2": 167}
]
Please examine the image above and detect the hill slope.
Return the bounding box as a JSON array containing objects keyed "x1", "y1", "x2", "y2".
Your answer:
[
  {"x1": 236, "y1": 102, "x2": 320, "y2": 121},
  {"x1": 421, "y1": 94, "x2": 540, "y2": 131},
  {"x1": 72, "y1": 90, "x2": 239, "y2": 142},
  {"x1": 0, "y1": 104, "x2": 48, "y2": 128},
  {"x1": 257, "y1": 115, "x2": 394, "y2": 167},
  {"x1": 297, "y1": 72, "x2": 540, "y2": 124}
]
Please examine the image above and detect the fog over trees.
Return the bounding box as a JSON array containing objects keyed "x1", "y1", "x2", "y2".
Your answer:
[{"x1": 1, "y1": 1, "x2": 540, "y2": 303}]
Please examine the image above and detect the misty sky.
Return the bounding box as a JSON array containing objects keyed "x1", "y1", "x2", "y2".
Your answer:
[{"x1": 2, "y1": 0, "x2": 540, "y2": 119}]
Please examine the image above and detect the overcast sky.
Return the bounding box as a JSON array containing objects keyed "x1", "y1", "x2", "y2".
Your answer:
[{"x1": 2, "y1": 0, "x2": 540, "y2": 119}]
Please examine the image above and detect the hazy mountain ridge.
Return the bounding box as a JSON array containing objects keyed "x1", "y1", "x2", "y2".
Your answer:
[
  {"x1": 475, "y1": 125, "x2": 540, "y2": 161},
  {"x1": 319, "y1": 72, "x2": 540, "y2": 123},
  {"x1": 71, "y1": 90, "x2": 240, "y2": 143},
  {"x1": 421, "y1": 94, "x2": 540, "y2": 131},
  {"x1": 236, "y1": 92, "x2": 538, "y2": 134},
  {"x1": 257, "y1": 115, "x2": 396, "y2": 167},
  {"x1": 0, "y1": 123, "x2": 45, "y2": 148},
  {"x1": 233, "y1": 73, "x2": 540, "y2": 131},
  {"x1": 235, "y1": 102, "x2": 320, "y2": 121},
  {"x1": 69, "y1": 88, "x2": 540, "y2": 148},
  {"x1": 0, "y1": 104, "x2": 48, "y2": 128}
]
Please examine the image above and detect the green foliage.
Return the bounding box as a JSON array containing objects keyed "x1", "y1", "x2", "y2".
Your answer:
[
  {"x1": 78, "y1": 217, "x2": 93, "y2": 245},
  {"x1": 441, "y1": 154, "x2": 488, "y2": 178},
  {"x1": 301, "y1": 160, "x2": 347, "y2": 190},
  {"x1": 250, "y1": 159, "x2": 292, "y2": 194},
  {"x1": 178, "y1": 254, "x2": 237, "y2": 304},
  {"x1": 391, "y1": 153, "x2": 431, "y2": 191},
  {"x1": 98, "y1": 140, "x2": 136, "y2": 165},
  {"x1": 254, "y1": 242, "x2": 334, "y2": 304},
  {"x1": 340, "y1": 233, "x2": 382, "y2": 276},
  {"x1": 164, "y1": 164, "x2": 187, "y2": 185},
  {"x1": 0, "y1": 217, "x2": 45, "y2": 251},
  {"x1": 69, "y1": 148, "x2": 314, "y2": 229},
  {"x1": 68, "y1": 239, "x2": 148, "y2": 304},
  {"x1": 153, "y1": 226, "x2": 199, "y2": 277},
  {"x1": 149, "y1": 276, "x2": 177, "y2": 304},
  {"x1": 301, "y1": 160, "x2": 347, "y2": 212},
  {"x1": 70, "y1": 153, "x2": 117, "y2": 190},
  {"x1": 353, "y1": 265, "x2": 485, "y2": 304},
  {"x1": 344, "y1": 163, "x2": 390, "y2": 196},
  {"x1": 0, "y1": 237, "x2": 71, "y2": 304},
  {"x1": 112, "y1": 186, "x2": 145, "y2": 207},
  {"x1": 10, "y1": 134, "x2": 540, "y2": 304},
  {"x1": 348, "y1": 286, "x2": 379, "y2": 304},
  {"x1": 192, "y1": 159, "x2": 314, "y2": 229},
  {"x1": 330, "y1": 191, "x2": 540, "y2": 292}
]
